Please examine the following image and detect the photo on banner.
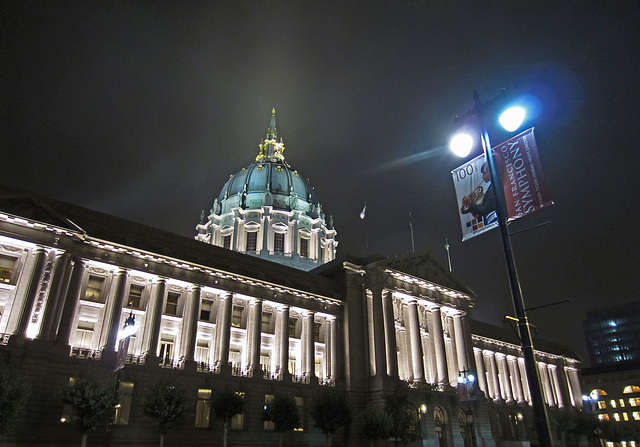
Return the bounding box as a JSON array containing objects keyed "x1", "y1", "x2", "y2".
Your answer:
[{"x1": 451, "y1": 154, "x2": 498, "y2": 241}]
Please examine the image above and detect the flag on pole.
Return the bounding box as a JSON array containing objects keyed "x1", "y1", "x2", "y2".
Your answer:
[{"x1": 360, "y1": 203, "x2": 367, "y2": 220}]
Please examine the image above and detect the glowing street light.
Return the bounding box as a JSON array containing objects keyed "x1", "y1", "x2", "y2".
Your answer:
[{"x1": 450, "y1": 90, "x2": 554, "y2": 447}]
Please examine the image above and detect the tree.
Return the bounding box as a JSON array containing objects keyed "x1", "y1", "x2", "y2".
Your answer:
[
  {"x1": 142, "y1": 380, "x2": 189, "y2": 447},
  {"x1": 384, "y1": 382, "x2": 420, "y2": 447},
  {"x1": 359, "y1": 406, "x2": 391, "y2": 447},
  {"x1": 0, "y1": 362, "x2": 29, "y2": 435},
  {"x1": 309, "y1": 389, "x2": 352, "y2": 447},
  {"x1": 263, "y1": 394, "x2": 301, "y2": 447},
  {"x1": 59, "y1": 376, "x2": 114, "y2": 447},
  {"x1": 210, "y1": 387, "x2": 244, "y2": 447}
]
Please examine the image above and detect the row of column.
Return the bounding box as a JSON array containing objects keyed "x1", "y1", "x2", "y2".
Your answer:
[
  {"x1": 473, "y1": 347, "x2": 576, "y2": 409},
  {"x1": 368, "y1": 287, "x2": 470, "y2": 386},
  {"x1": 9, "y1": 246, "x2": 339, "y2": 380}
]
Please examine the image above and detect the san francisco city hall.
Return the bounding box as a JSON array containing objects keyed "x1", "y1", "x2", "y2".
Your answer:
[{"x1": 0, "y1": 111, "x2": 583, "y2": 446}]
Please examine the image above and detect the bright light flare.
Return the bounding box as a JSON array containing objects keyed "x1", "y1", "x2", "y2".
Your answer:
[
  {"x1": 499, "y1": 106, "x2": 526, "y2": 132},
  {"x1": 449, "y1": 133, "x2": 474, "y2": 158}
]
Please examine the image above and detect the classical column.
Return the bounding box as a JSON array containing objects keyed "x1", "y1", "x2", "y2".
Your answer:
[
  {"x1": 276, "y1": 305, "x2": 290, "y2": 375},
  {"x1": 37, "y1": 252, "x2": 72, "y2": 340},
  {"x1": 216, "y1": 292, "x2": 233, "y2": 366},
  {"x1": 445, "y1": 316, "x2": 459, "y2": 382},
  {"x1": 429, "y1": 307, "x2": 448, "y2": 386},
  {"x1": 329, "y1": 316, "x2": 338, "y2": 379},
  {"x1": 473, "y1": 348, "x2": 489, "y2": 396},
  {"x1": 55, "y1": 257, "x2": 85, "y2": 346},
  {"x1": 382, "y1": 289, "x2": 398, "y2": 377},
  {"x1": 302, "y1": 311, "x2": 315, "y2": 377},
  {"x1": 565, "y1": 367, "x2": 582, "y2": 408},
  {"x1": 423, "y1": 333, "x2": 436, "y2": 384},
  {"x1": 147, "y1": 279, "x2": 166, "y2": 357},
  {"x1": 549, "y1": 365, "x2": 564, "y2": 408},
  {"x1": 538, "y1": 363, "x2": 555, "y2": 406},
  {"x1": 497, "y1": 354, "x2": 513, "y2": 402},
  {"x1": 487, "y1": 351, "x2": 500, "y2": 400},
  {"x1": 368, "y1": 288, "x2": 387, "y2": 377},
  {"x1": 13, "y1": 247, "x2": 47, "y2": 338},
  {"x1": 452, "y1": 314, "x2": 469, "y2": 372},
  {"x1": 247, "y1": 298, "x2": 263, "y2": 373},
  {"x1": 183, "y1": 285, "x2": 201, "y2": 363},
  {"x1": 105, "y1": 269, "x2": 129, "y2": 351},
  {"x1": 406, "y1": 299, "x2": 425, "y2": 383},
  {"x1": 507, "y1": 355, "x2": 525, "y2": 403},
  {"x1": 519, "y1": 358, "x2": 531, "y2": 403}
]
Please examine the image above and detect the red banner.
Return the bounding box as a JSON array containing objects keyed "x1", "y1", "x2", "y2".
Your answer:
[{"x1": 492, "y1": 128, "x2": 553, "y2": 220}]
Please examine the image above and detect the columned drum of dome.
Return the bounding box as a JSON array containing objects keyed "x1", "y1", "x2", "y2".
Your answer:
[{"x1": 196, "y1": 110, "x2": 338, "y2": 271}]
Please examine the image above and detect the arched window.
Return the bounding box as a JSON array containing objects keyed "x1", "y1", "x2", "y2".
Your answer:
[
  {"x1": 623, "y1": 385, "x2": 640, "y2": 394},
  {"x1": 590, "y1": 389, "x2": 608, "y2": 400}
]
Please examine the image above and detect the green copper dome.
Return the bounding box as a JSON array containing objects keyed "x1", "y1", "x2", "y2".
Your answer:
[{"x1": 213, "y1": 109, "x2": 324, "y2": 220}]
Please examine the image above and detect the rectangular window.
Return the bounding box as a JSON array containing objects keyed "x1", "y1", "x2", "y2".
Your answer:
[
  {"x1": 288, "y1": 318, "x2": 297, "y2": 338},
  {"x1": 230, "y1": 392, "x2": 245, "y2": 430},
  {"x1": 264, "y1": 395, "x2": 275, "y2": 430},
  {"x1": 200, "y1": 299, "x2": 213, "y2": 321},
  {"x1": 232, "y1": 306, "x2": 244, "y2": 328},
  {"x1": 619, "y1": 399, "x2": 626, "y2": 407},
  {"x1": 229, "y1": 349, "x2": 241, "y2": 368},
  {"x1": 0, "y1": 255, "x2": 17, "y2": 284},
  {"x1": 630, "y1": 398, "x2": 640, "y2": 407},
  {"x1": 84, "y1": 276, "x2": 104, "y2": 302},
  {"x1": 223, "y1": 235, "x2": 232, "y2": 250},
  {"x1": 598, "y1": 401, "x2": 607, "y2": 409},
  {"x1": 246, "y1": 232, "x2": 257, "y2": 252},
  {"x1": 127, "y1": 284, "x2": 144, "y2": 309},
  {"x1": 314, "y1": 322, "x2": 321, "y2": 342},
  {"x1": 195, "y1": 389, "x2": 211, "y2": 428},
  {"x1": 611, "y1": 400, "x2": 617, "y2": 408},
  {"x1": 262, "y1": 312, "x2": 272, "y2": 333},
  {"x1": 195, "y1": 342, "x2": 210, "y2": 364},
  {"x1": 613, "y1": 413, "x2": 620, "y2": 422},
  {"x1": 114, "y1": 382, "x2": 134, "y2": 425},
  {"x1": 274, "y1": 232, "x2": 285, "y2": 253},
  {"x1": 74, "y1": 321, "x2": 95, "y2": 349},
  {"x1": 633, "y1": 411, "x2": 640, "y2": 421},
  {"x1": 165, "y1": 292, "x2": 180, "y2": 316},
  {"x1": 159, "y1": 341, "x2": 173, "y2": 363},
  {"x1": 300, "y1": 237, "x2": 308, "y2": 257}
]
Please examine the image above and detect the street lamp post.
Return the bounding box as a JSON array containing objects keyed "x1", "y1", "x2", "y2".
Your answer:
[{"x1": 452, "y1": 90, "x2": 554, "y2": 447}]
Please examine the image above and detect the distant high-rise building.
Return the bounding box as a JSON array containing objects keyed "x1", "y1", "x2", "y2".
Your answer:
[{"x1": 583, "y1": 301, "x2": 640, "y2": 367}]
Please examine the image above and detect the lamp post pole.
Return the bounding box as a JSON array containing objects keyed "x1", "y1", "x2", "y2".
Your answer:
[{"x1": 471, "y1": 91, "x2": 554, "y2": 447}]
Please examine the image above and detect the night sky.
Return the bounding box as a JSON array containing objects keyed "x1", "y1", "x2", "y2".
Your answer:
[{"x1": 3, "y1": 1, "x2": 639, "y2": 365}]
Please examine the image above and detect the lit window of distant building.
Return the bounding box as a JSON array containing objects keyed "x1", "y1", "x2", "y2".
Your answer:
[
  {"x1": 84, "y1": 276, "x2": 105, "y2": 302},
  {"x1": 0, "y1": 255, "x2": 17, "y2": 284},
  {"x1": 127, "y1": 284, "x2": 144, "y2": 309}
]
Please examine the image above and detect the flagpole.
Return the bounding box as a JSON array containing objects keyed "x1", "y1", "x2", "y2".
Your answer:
[
  {"x1": 445, "y1": 238, "x2": 452, "y2": 272},
  {"x1": 360, "y1": 202, "x2": 368, "y2": 257},
  {"x1": 409, "y1": 212, "x2": 415, "y2": 253}
]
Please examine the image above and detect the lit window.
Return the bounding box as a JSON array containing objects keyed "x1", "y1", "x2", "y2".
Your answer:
[
  {"x1": 159, "y1": 341, "x2": 173, "y2": 363},
  {"x1": 598, "y1": 401, "x2": 607, "y2": 409},
  {"x1": 165, "y1": 292, "x2": 180, "y2": 316},
  {"x1": 274, "y1": 232, "x2": 285, "y2": 253},
  {"x1": 195, "y1": 389, "x2": 211, "y2": 428},
  {"x1": 74, "y1": 321, "x2": 94, "y2": 349},
  {"x1": 624, "y1": 385, "x2": 640, "y2": 394},
  {"x1": 114, "y1": 382, "x2": 134, "y2": 425},
  {"x1": 619, "y1": 399, "x2": 626, "y2": 407},
  {"x1": 598, "y1": 414, "x2": 610, "y2": 421},
  {"x1": 633, "y1": 412, "x2": 640, "y2": 421},
  {"x1": 629, "y1": 398, "x2": 640, "y2": 407},
  {"x1": 127, "y1": 285, "x2": 144, "y2": 309},
  {"x1": 613, "y1": 413, "x2": 620, "y2": 422},
  {"x1": 623, "y1": 413, "x2": 629, "y2": 421},
  {"x1": 610, "y1": 400, "x2": 617, "y2": 408},
  {"x1": 246, "y1": 232, "x2": 257, "y2": 252},
  {"x1": 84, "y1": 276, "x2": 104, "y2": 302},
  {"x1": 200, "y1": 299, "x2": 213, "y2": 321},
  {"x1": 232, "y1": 306, "x2": 244, "y2": 328},
  {"x1": 0, "y1": 255, "x2": 17, "y2": 284},
  {"x1": 300, "y1": 237, "x2": 309, "y2": 257}
]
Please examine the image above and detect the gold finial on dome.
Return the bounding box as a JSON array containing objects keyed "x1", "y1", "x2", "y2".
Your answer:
[{"x1": 256, "y1": 109, "x2": 285, "y2": 162}]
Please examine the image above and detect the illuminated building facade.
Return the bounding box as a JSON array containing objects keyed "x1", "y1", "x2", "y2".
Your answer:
[
  {"x1": 0, "y1": 113, "x2": 582, "y2": 446},
  {"x1": 581, "y1": 302, "x2": 640, "y2": 446}
]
